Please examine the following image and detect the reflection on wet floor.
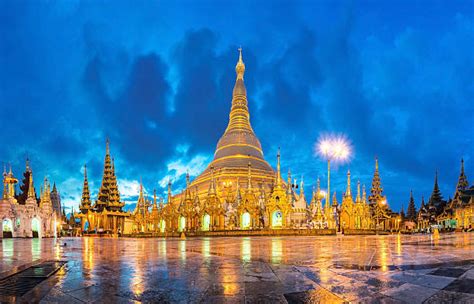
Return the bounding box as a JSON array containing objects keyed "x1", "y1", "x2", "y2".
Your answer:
[{"x1": 0, "y1": 233, "x2": 473, "y2": 303}]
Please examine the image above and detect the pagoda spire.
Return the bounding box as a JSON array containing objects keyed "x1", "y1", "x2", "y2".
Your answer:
[
  {"x1": 429, "y1": 170, "x2": 443, "y2": 203},
  {"x1": 106, "y1": 138, "x2": 110, "y2": 155},
  {"x1": 276, "y1": 147, "x2": 282, "y2": 188},
  {"x1": 345, "y1": 170, "x2": 351, "y2": 197},
  {"x1": 135, "y1": 178, "x2": 146, "y2": 215},
  {"x1": 97, "y1": 139, "x2": 121, "y2": 210},
  {"x1": 25, "y1": 157, "x2": 31, "y2": 172},
  {"x1": 27, "y1": 169, "x2": 35, "y2": 199},
  {"x1": 167, "y1": 180, "x2": 172, "y2": 204},
  {"x1": 369, "y1": 157, "x2": 384, "y2": 204},
  {"x1": 332, "y1": 191, "x2": 338, "y2": 206},
  {"x1": 236, "y1": 47, "x2": 245, "y2": 80},
  {"x1": 184, "y1": 171, "x2": 193, "y2": 201},
  {"x1": 406, "y1": 190, "x2": 417, "y2": 220},
  {"x1": 419, "y1": 195, "x2": 425, "y2": 209},
  {"x1": 356, "y1": 180, "x2": 361, "y2": 202},
  {"x1": 152, "y1": 189, "x2": 158, "y2": 210},
  {"x1": 235, "y1": 177, "x2": 242, "y2": 202},
  {"x1": 300, "y1": 175, "x2": 304, "y2": 196},
  {"x1": 208, "y1": 166, "x2": 217, "y2": 195},
  {"x1": 80, "y1": 164, "x2": 91, "y2": 210},
  {"x1": 456, "y1": 159, "x2": 469, "y2": 193}
]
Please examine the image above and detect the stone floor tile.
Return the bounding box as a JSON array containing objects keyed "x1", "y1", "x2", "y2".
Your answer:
[
  {"x1": 357, "y1": 293, "x2": 405, "y2": 304},
  {"x1": 443, "y1": 278, "x2": 474, "y2": 294},
  {"x1": 201, "y1": 295, "x2": 246, "y2": 304},
  {"x1": 429, "y1": 267, "x2": 468, "y2": 278},
  {"x1": 245, "y1": 293, "x2": 288, "y2": 304},
  {"x1": 460, "y1": 268, "x2": 474, "y2": 280},
  {"x1": 283, "y1": 286, "x2": 344, "y2": 304},
  {"x1": 381, "y1": 283, "x2": 438, "y2": 303},
  {"x1": 424, "y1": 290, "x2": 474, "y2": 304},
  {"x1": 0, "y1": 234, "x2": 473, "y2": 303}
]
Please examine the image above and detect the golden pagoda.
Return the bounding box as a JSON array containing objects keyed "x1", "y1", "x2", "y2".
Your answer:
[
  {"x1": 160, "y1": 49, "x2": 295, "y2": 232},
  {"x1": 77, "y1": 140, "x2": 129, "y2": 235}
]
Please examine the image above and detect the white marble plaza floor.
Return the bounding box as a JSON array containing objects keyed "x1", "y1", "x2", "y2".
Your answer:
[{"x1": 0, "y1": 233, "x2": 473, "y2": 303}]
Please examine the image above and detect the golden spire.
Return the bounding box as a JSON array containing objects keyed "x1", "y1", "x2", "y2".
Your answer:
[
  {"x1": 235, "y1": 47, "x2": 245, "y2": 80},
  {"x1": 27, "y1": 169, "x2": 35, "y2": 198},
  {"x1": 276, "y1": 147, "x2": 282, "y2": 188},
  {"x1": 208, "y1": 166, "x2": 217, "y2": 195},
  {"x1": 332, "y1": 191, "x2": 338, "y2": 206},
  {"x1": 80, "y1": 164, "x2": 91, "y2": 209},
  {"x1": 208, "y1": 48, "x2": 274, "y2": 176},
  {"x1": 235, "y1": 177, "x2": 242, "y2": 201},
  {"x1": 345, "y1": 170, "x2": 351, "y2": 197},
  {"x1": 167, "y1": 180, "x2": 172, "y2": 204},
  {"x1": 184, "y1": 171, "x2": 192, "y2": 201},
  {"x1": 356, "y1": 180, "x2": 361, "y2": 202},
  {"x1": 139, "y1": 177, "x2": 144, "y2": 198},
  {"x1": 300, "y1": 175, "x2": 304, "y2": 196},
  {"x1": 97, "y1": 139, "x2": 121, "y2": 210},
  {"x1": 106, "y1": 138, "x2": 110, "y2": 155}
]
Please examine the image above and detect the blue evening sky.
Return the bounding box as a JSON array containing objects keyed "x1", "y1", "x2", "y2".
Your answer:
[{"x1": 1, "y1": 0, "x2": 473, "y2": 212}]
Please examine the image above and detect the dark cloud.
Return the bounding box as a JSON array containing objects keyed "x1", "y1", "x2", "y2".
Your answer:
[{"x1": 0, "y1": 1, "x2": 472, "y2": 211}]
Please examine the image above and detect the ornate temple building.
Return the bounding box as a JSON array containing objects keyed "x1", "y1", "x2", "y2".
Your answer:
[
  {"x1": 153, "y1": 50, "x2": 320, "y2": 233},
  {"x1": 76, "y1": 141, "x2": 129, "y2": 235},
  {"x1": 431, "y1": 159, "x2": 473, "y2": 231},
  {"x1": 120, "y1": 51, "x2": 394, "y2": 234},
  {"x1": 75, "y1": 50, "x2": 402, "y2": 236},
  {"x1": 0, "y1": 160, "x2": 62, "y2": 238},
  {"x1": 408, "y1": 159, "x2": 474, "y2": 232}
]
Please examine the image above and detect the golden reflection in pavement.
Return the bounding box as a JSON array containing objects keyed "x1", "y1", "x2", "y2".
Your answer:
[
  {"x1": 378, "y1": 238, "x2": 388, "y2": 272},
  {"x1": 203, "y1": 238, "x2": 210, "y2": 258},
  {"x1": 131, "y1": 242, "x2": 144, "y2": 296},
  {"x1": 159, "y1": 239, "x2": 167, "y2": 258},
  {"x1": 31, "y1": 239, "x2": 41, "y2": 260},
  {"x1": 2, "y1": 239, "x2": 13, "y2": 260},
  {"x1": 271, "y1": 238, "x2": 282, "y2": 265},
  {"x1": 179, "y1": 240, "x2": 186, "y2": 263},
  {"x1": 222, "y1": 281, "x2": 240, "y2": 296},
  {"x1": 319, "y1": 267, "x2": 331, "y2": 285},
  {"x1": 396, "y1": 234, "x2": 402, "y2": 256},
  {"x1": 83, "y1": 237, "x2": 94, "y2": 272},
  {"x1": 241, "y1": 238, "x2": 251, "y2": 262}
]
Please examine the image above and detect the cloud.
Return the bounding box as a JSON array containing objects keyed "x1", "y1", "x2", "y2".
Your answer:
[{"x1": 0, "y1": 2, "x2": 472, "y2": 214}]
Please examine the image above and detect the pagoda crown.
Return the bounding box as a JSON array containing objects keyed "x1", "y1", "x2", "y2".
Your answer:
[
  {"x1": 96, "y1": 139, "x2": 122, "y2": 211},
  {"x1": 209, "y1": 48, "x2": 273, "y2": 173},
  {"x1": 80, "y1": 164, "x2": 91, "y2": 211}
]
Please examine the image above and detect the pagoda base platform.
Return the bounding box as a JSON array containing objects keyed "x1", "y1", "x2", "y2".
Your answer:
[{"x1": 126, "y1": 229, "x2": 337, "y2": 238}]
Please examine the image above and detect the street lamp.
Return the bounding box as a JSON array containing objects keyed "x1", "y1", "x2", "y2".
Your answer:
[{"x1": 315, "y1": 134, "x2": 352, "y2": 210}]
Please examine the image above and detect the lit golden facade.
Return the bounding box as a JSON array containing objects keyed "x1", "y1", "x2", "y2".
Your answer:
[
  {"x1": 77, "y1": 140, "x2": 129, "y2": 235},
  {"x1": 157, "y1": 50, "x2": 306, "y2": 232},
  {"x1": 438, "y1": 159, "x2": 473, "y2": 230}
]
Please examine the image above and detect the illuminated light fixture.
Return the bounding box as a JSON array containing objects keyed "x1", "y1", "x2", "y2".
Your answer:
[{"x1": 315, "y1": 133, "x2": 353, "y2": 210}]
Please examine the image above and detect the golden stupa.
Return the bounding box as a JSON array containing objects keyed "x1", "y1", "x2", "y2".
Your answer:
[{"x1": 181, "y1": 48, "x2": 275, "y2": 197}]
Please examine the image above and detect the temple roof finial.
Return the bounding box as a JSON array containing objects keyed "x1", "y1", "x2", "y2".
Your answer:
[
  {"x1": 106, "y1": 138, "x2": 110, "y2": 155},
  {"x1": 235, "y1": 47, "x2": 245, "y2": 80}
]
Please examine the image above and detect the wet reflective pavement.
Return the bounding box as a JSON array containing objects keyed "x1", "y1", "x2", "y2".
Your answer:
[{"x1": 0, "y1": 233, "x2": 473, "y2": 303}]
